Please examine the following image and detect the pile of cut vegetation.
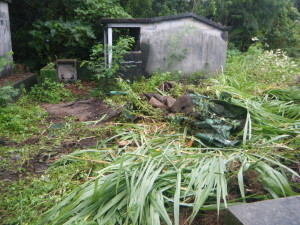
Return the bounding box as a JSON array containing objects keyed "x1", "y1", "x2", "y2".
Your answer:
[{"x1": 40, "y1": 46, "x2": 300, "y2": 225}]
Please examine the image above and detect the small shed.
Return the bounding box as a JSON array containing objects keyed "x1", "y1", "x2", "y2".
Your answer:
[
  {"x1": 101, "y1": 13, "x2": 230, "y2": 78},
  {"x1": 0, "y1": 0, "x2": 13, "y2": 78}
]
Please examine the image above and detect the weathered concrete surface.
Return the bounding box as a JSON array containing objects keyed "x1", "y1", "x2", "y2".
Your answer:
[
  {"x1": 140, "y1": 18, "x2": 227, "y2": 75},
  {"x1": 226, "y1": 196, "x2": 300, "y2": 225},
  {"x1": 102, "y1": 13, "x2": 228, "y2": 78},
  {"x1": 0, "y1": 0, "x2": 13, "y2": 78}
]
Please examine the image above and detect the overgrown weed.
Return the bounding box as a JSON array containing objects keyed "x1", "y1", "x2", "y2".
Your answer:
[
  {"x1": 29, "y1": 78, "x2": 73, "y2": 103},
  {"x1": 0, "y1": 96, "x2": 47, "y2": 141},
  {"x1": 223, "y1": 45, "x2": 299, "y2": 93}
]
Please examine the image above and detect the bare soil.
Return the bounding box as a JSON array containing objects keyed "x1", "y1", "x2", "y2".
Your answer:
[
  {"x1": 64, "y1": 81, "x2": 97, "y2": 98},
  {"x1": 42, "y1": 98, "x2": 122, "y2": 122}
]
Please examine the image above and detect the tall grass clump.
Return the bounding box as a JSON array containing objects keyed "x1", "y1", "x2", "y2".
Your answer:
[
  {"x1": 223, "y1": 45, "x2": 299, "y2": 93},
  {"x1": 211, "y1": 45, "x2": 300, "y2": 146},
  {"x1": 41, "y1": 124, "x2": 299, "y2": 225}
]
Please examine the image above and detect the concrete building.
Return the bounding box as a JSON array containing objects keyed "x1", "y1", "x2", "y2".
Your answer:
[
  {"x1": 0, "y1": 0, "x2": 13, "y2": 78},
  {"x1": 101, "y1": 13, "x2": 229, "y2": 78}
]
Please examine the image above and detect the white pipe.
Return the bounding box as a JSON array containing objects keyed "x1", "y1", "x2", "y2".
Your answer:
[{"x1": 108, "y1": 27, "x2": 113, "y2": 68}]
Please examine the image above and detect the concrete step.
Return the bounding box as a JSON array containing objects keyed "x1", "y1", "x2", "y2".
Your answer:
[
  {"x1": 226, "y1": 196, "x2": 300, "y2": 225},
  {"x1": 0, "y1": 73, "x2": 37, "y2": 91}
]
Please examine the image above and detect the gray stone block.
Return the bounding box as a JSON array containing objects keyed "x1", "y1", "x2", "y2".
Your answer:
[{"x1": 226, "y1": 196, "x2": 300, "y2": 225}]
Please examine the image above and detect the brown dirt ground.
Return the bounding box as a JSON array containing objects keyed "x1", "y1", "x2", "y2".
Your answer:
[
  {"x1": 64, "y1": 81, "x2": 97, "y2": 98},
  {"x1": 42, "y1": 98, "x2": 122, "y2": 122}
]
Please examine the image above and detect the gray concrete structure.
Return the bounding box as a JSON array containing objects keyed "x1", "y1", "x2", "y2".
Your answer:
[
  {"x1": 101, "y1": 13, "x2": 229, "y2": 78},
  {"x1": 0, "y1": 0, "x2": 13, "y2": 78},
  {"x1": 226, "y1": 196, "x2": 300, "y2": 225},
  {"x1": 56, "y1": 59, "x2": 78, "y2": 82}
]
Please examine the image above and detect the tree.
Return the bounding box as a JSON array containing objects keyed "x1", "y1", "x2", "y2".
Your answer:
[
  {"x1": 10, "y1": 0, "x2": 129, "y2": 69},
  {"x1": 192, "y1": 0, "x2": 300, "y2": 51}
]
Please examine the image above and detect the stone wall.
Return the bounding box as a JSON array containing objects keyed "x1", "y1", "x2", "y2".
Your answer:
[
  {"x1": 0, "y1": 0, "x2": 13, "y2": 78},
  {"x1": 140, "y1": 18, "x2": 228, "y2": 75}
]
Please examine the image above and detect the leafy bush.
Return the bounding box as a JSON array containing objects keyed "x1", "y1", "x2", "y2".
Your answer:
[
  {"x1": 29, "y1": 78, "x2": 73, "y2": 103},
  {"x1": 0, "y1": 86, "x2": 19, "y2": 107},
  {"x1": 30, "y1": 19, "x2": 96, "y2": 62},
  {"x1": 82, "y1": 37, "x2": 134, "y2": 93}
]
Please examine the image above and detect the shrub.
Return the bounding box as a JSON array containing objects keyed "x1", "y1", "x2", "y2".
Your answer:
[
  {"x1": 82, "y1": 37, "x2": 134, "y2": 93},
  {"x1": 29, "y1": 78, "x2": 73, "y2": 103},
  {"x1": 0, "y1": 86, "x2": 19, "y2": 107}
]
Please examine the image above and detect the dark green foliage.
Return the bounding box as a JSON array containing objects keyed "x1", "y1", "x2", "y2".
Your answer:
[
  {"x1": 120, "y1": 0, "x2": 153, "y2": 17},
  {"x1": 152, "y1": 0, "x2": 191, "y2": 16},
  {"x1": 29, "y1": 78, "x2": 73, "y2": 103},
  {"x1": 39, "y1": 63, "x2": 58, "y2": 83},
  {"x1": 10, "y1": 0, "x2": 129, "y2": 70},
  {"x1": 265, "y1": 2, "x2": 300, "y2": 57},
  {"x1": 9, "y1": 0, "x2": 300, "y2": 72},
  {"x1": 30, "y1": 20, "x2": 96, "y2": 62},
  {"x1": 193, "y1": 0, "x2": 300, "y2": 51},
  {"x1": 0, "y1": 86, "x2": 19, "y2": 107},
  {"x1": 75, "y1": 0, "x2": 130, "y2": 23}
]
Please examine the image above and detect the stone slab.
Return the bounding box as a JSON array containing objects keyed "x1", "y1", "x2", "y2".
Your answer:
[{"x1": 226, "y1": 196, "x2": 300, "y2": 225}]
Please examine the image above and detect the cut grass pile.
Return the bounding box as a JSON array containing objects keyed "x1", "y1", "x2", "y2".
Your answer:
[{"x1": 42, "y1": 124, "x2": 299, "y2": 225}]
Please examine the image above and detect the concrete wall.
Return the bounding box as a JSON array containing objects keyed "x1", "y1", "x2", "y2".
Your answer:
[
  {"x1": 0, "y1": 1, "x2": 13, "y2": 78},
  {"x1": 140, "y1": 18, "x2": 227, "y2": 75}
]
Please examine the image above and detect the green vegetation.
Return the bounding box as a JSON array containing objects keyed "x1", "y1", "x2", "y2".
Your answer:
[
  {"x1": 0, "y1": 97, "x2": 47, "y2": 141},
  {"x1": 0, "y1": 86, "x2": 19, "y2": 106},
  {"x1": 1, "y1": 44, "x2": 299, "y2": 224},
  {"x1": 10, "y1": 0, "x2": 300, "y2": 69},
  {"x1": 2, "y1": 1, "x2": 300, "y2": 223},
  {"x1": 0, "y1": 56, "x2": 10, "y2": 72},
  {"x1": 41, "y1": 125, "x2": 298, "y2": 225},
  {"x1": 39, "y1": 62, "x2": 58, "y2": 82},
  {"x1": 29, "y1": 78, "x2": 73, "y2": 103},
  {"x1": 82, "y1": 37, "x2": 134, "y2": 93},
  {"x1": 222, "y1": 45, "x2": 299, "y2": 93}
]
